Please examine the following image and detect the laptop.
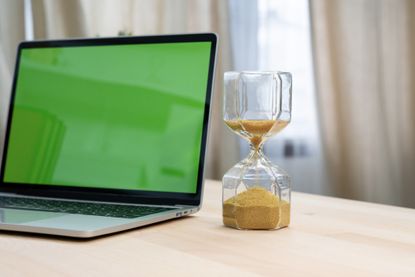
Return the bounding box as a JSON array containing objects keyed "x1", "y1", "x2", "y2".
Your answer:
[{"x1": 0, "y1": 33, "x2": 217, "y2": 238}]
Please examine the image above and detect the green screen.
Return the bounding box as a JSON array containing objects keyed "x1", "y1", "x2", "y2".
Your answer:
[{"x1": 3, "y1": 42, "x2": 212, "y2": 193}]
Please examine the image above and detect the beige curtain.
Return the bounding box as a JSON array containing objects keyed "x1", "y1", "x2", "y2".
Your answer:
[
  {"x1": 0, "y1": 0, "x2": 25, "y2": 162},
  {"x1": 31, "y1": 0, "x2": 88, "y2": 38},
  {"x1": 310, "y1": 0, "x2": 415, "y2": 207},
  {"x1": 0, "y1": 0, "x2": 237, "y2": 179}
]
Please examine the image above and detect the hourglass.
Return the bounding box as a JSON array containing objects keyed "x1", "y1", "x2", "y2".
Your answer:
[{"x1": 222, "y1": 71, "x2": 292, "y2": 230}]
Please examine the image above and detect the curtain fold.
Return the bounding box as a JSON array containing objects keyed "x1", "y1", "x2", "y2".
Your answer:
[
  {"x1": 0, "y1": 0, "x2": 25, "y2": 162},
  {"x1": 31, "y1": 0, "x2": 88, "y2": 38},
  {"x1": 310, "y1": 0, "x2": 415, "y2": 207}
]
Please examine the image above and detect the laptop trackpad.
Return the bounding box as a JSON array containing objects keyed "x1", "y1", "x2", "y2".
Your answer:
[
  {"x1": 0, "y1": 208, "x2": 64, "y2": 224},
  {"x1": 0, "y1": 208, "x2": 130, "y2": 231},
  {"x1": 27, "y1": 214, "x2": 130, "y2": 231}
]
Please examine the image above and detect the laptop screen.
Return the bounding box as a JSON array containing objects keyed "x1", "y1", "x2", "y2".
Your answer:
[{"x1": 2, "y1": 39, "x2": 213, "y2": 194}]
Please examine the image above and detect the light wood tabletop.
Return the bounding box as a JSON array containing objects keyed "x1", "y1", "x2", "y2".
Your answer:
[{"x1": 0, "y1": 179, "x2": 414, "y2": 277}]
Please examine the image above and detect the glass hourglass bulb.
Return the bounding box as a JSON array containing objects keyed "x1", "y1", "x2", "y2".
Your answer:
[{"x1": 222, "y1": 71, "x2": 292, "y2": 230}]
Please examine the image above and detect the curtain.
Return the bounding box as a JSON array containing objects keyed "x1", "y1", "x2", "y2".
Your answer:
[
  {"x1": 0, "y1": 0, "x2": 237, "y2": 179},
  {"x1": 310, "y1": 0, "x2": 415, "y2": 207},
  {"x1": 0, "y1": 0, "x2": 25, "y2": 162},
  {"x1": 31, "y1": 0, "x2": 88, "y2": 38}
]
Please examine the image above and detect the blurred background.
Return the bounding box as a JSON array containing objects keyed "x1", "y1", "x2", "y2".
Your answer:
[{"x1": 1, "y1": 0, "x2": 414, "y2": 208}]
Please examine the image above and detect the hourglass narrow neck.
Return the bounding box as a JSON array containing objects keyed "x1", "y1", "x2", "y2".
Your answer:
[{"x1": 247, "y1": 143, "x2": 266, "y2": 161}]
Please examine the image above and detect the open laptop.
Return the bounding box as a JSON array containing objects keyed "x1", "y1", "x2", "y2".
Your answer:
[{"x1": 0, "y1": 33, "x2": 217, "y2": 238}]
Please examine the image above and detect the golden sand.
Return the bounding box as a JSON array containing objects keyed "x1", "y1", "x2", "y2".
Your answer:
[
  {"x1": 223, "y1": 187, "x2": 290, "y2": 230},
  {"x1": 224, "y1": 120, "x2": 288, "y2": 149}
]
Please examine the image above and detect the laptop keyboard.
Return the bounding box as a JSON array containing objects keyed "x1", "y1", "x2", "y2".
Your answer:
[{"x1": 0, "y1": 196, "x2": 176, "y2": 218}]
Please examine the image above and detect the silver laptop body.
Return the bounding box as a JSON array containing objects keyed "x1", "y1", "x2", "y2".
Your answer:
[{"x1": 0, "y1": 33, "x2": 217, "y2": 238}]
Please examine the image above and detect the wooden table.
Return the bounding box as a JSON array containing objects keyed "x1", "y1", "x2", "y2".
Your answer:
[{"x1": 0, "y1": 179, "x2": 414, "y2": 276}]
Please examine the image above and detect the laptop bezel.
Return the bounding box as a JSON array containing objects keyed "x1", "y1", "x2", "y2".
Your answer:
[{"x1": 0, "y1": 33, "x2": 217, "y2": 207}]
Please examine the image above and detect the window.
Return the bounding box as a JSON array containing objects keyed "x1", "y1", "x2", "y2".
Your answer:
[{"x1": 229, "y1": 0, "x2": 328, "y2": 194}]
